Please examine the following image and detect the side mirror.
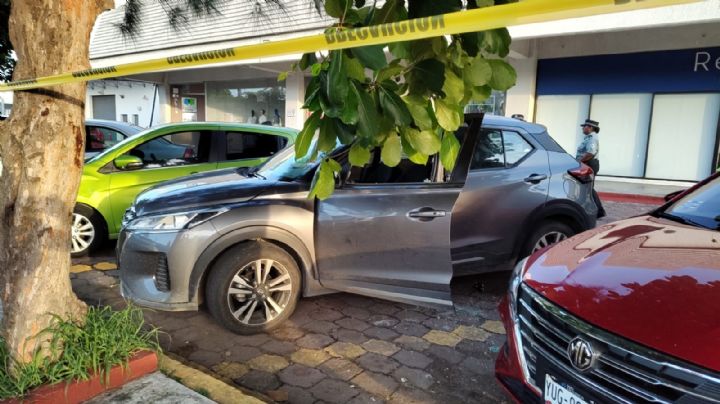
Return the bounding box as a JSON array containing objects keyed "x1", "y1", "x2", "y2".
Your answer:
[
  {"x1": 664, "y1": 190, "x2": 685, "y2": 202},
  {"x1": 114, "y1": 155, "x2": 144, "y2": 171}
]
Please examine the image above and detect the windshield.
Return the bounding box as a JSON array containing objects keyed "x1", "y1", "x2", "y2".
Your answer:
[
  {"x1": 660, "y1": 176, "x2": 720, "y2": 231},
  {"x1": 252, "y1": 141, "x2": 342, "y2": 182}
]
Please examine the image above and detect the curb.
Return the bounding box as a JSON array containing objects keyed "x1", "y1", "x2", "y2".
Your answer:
[
  {"x1": 6, "y1": 351, "x2": 157, "y2": 404},
  {"x1": 159, "y1": 353, "x2": 269, "y2": 404},
  {"x1": 598, "y1": 192, "x2": 664, "y2": 205}
]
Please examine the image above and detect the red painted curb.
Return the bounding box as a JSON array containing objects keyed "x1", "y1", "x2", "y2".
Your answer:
[
  {"x1": 4, "y1": 351, "x2": 158, "y2": 404},
  {"x1": 598, "y1": 192, "x2": 665, "y2": 205}
]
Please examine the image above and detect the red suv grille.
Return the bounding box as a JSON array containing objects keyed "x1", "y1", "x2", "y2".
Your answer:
[{"x1": 517, "y1": 284, "x2": 720, "y2": 403}]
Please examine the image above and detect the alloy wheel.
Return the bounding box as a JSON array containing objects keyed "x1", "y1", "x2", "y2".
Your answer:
[
  {"x1": 532, "y1": 231, "x2": 568, "y2": 253},
  {"x1": 226, "y1": 259, "x2": 293, "y2": 326},
  {"x1": 71, "y1": 213, "x2": 95, "y2": 254}
]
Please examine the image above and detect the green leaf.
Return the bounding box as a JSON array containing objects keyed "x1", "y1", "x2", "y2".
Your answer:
[
  {"x1": 318, "y1": 118, "x2": 339, "y2": 153},
  {"x1": 353, "y1": 82, "x2": 381, "y2": 141},
  {"x1": 404, "y1": 96, "x2": 434, "y2": 130},
  {"x1": 407, "y1": 58, "x2": 445, "y2": 96},
  {"x1": 309, "y1": 160, "x2": 337, "y2": 200},
  {"x1": 376, "y1": 62, "x2": 404, "y2": 84},
  {"x1": 405, "y1": 127, "x2": 441, "y2": 155},
  {"x1": 440, "y1": 132, "x2": 461, "y2": 172},
  {"x1": 325, "y1": 0, "x2": 352, "y2": 19},
  {"x1": 398, "y1": 135, "x2": 427, "y2": 165},
  {"x1": 381, "y1": 134, "x2": 402, "y2": 167},
  {"x1": 472, "y1": 85, "x2": 492, "y2": 102},
  {"x1": 434, "y1": 98, "x2": 462, "y2": 131},
  {"x1": 373, "y1": 0, "x2": 404, "y2": 24},
  {"x1": 343, "y1": 9, "x2": 361, "y2": 24},
  {"x1": 481, "y1": 28, "x2": 512, "y2": 58},
  {"x1": 475, "y1": 0, "x2": 494, "y2": 7},
  {"x1": 431, "y1": 37, "x2": 447, "y2": 56},
  {"x1": 339, "y1": 86, "x2": 359, "y2": 125},
  {"x1": 296, "y1": 110, "x2": 321, "y2": 158},
  {"x1": 327, "y1": 51, "x2": 349, "y2": 108},
  {"x1": 327, "y1": 158, "x2": 342, "y2": 172},
  {"x1": 344, "y1": 53, "x2": 366, "y2": 82},
  {"x1": 465, "y1": 57, "x2": 492, "y2": 87},
  {"x1": 379, "y1": 88, "x2": 412, "y2": 126},
  {"x1": 303, "y1": 76, "x2": 321, "y2": 110},
  {"x1": 442, "y1": 69, "x2": 464, "y2": 104},
  {"x1": 488, "y1": 59, "x2": 517, "y2": 91},
  {"x1": 459, "y1": 32, "x2": 481, "y2": 57},
  {"x1": 349, "y1": 143, "x2": 371, "y2": 166},
  {"x1": 311, "y1": 63, "x2": 323, "y2": 76},
  {"x1": 277, "y1": 71, "x2": 289, "y2": 82},
  {"x1": 334, "y1": 119, "x2": 356, "y2": 144},
  {"x1": 408, "y1": 0, "x2": 461, "y2": 18},
  {"x1": 389, "y1": 42, "x2": 411, "y2": 59},
  {"x1": 300, "y1": 53, "x2": 318, "y2": 70},
  {"x1": 352, "y1": 46, "x2": 387, "y2": 70}
]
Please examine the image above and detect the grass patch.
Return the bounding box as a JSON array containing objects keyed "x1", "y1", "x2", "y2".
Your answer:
[
  {"x1": 194, "y1": 387, "x2": 211, "y2": 398},
  {"x1": 0, "y1": 305, "x2": 159, "y2": 400}
]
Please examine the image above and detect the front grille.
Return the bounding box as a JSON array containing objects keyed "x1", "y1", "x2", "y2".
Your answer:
[
  {"x1": 517, "y1": 284, "x2": 720, "y2": 403},
  {"x1": 154, "y1": 254, "x2": 171, "y2": 292}
]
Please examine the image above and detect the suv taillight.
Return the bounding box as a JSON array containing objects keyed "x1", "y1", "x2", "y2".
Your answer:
[{"x1": 568, "y1": 163, "x2": 594, "y2": 184}]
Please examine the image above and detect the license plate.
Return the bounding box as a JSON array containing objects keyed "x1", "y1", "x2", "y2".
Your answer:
[{"x1": 544, "y1": 374, "x2": 588, "y2": 404}]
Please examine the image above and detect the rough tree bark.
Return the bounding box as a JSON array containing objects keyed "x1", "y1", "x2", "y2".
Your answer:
[{"x1": 0, "y1": 0, "x2": 110, "y2": 363}]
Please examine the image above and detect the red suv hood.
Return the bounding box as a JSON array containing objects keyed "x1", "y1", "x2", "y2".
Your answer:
[{"x1": 524, "y1": 216, "x2": 720, "y2": 372}]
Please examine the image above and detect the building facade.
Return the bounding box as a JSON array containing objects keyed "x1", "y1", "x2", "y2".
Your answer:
[
  {"x1": 89, "y1": 0, "x2": 720, "y2": 183},
  {"x1": 504, "y1": 0, "x2": 720, "y2": 184}
]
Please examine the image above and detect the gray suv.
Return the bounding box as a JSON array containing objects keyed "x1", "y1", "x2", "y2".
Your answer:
[{"x1": 118, "y1": 115, "x2": 598, "y2": 334}]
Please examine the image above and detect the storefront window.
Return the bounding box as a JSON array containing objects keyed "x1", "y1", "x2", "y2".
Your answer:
[
  {"x1": 207, "y1": 79, "x2": 286, "y2": 126},
  {"x1": 465, "y1": 91, "x2": 506, "y2": 116},
  {"x1": 645, "y1": 93, "x2": 720, "y2": 181}
]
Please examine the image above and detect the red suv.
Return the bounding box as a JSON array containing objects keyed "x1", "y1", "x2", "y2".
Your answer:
[{"x1": 496, "y1": 173, "x2": 720, "y2": 403}]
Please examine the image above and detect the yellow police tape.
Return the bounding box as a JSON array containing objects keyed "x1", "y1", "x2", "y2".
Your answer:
[{"x1": 0, "y1": 0, "x2": 701, "y2": 91}]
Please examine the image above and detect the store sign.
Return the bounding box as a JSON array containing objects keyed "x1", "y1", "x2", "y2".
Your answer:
[
  {"x1": 694, "y1": 50, "x2": 720, "y2": 72},
  {"x1": 537, "y1": 47, "x2": 720, "y2": 95},
  {"x1": 182, "y1": 97, "x2": 198, "y2": 122}
]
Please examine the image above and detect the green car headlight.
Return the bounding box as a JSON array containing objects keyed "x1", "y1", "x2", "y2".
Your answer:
[{"x1": 126, "y1": 210, "x2": 224, "y2": 231}]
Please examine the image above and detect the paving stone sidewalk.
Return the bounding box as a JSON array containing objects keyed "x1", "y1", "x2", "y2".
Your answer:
[{"x1": 71, "y1": 201, "x2": 655, "y2": 404}]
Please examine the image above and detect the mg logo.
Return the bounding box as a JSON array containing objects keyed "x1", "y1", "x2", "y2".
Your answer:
[{"x1": 567, "y1": 337, "x2": 597, "y2": 372}]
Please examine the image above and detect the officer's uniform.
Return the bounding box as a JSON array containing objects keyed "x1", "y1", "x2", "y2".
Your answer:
[
  {"x1": 576, "y1": 132, "x2": 600, "y2": 174},
  {"x1": 577, "y1": 119, "x2": 605, "y2": 218}
]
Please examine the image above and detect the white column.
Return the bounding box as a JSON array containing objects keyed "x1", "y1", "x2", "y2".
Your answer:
[
  {"x1": 156, "y1": 83, "x2": 171, "y2": 125},
  {"x1": 284, "y1": 73, "x2": 305, "y2": 130},
  {"x1": 505, "y1": 57, "x2": 538, "y2": 121}
]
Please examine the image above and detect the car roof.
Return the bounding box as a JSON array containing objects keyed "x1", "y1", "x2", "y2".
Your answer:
[
  {"x1": 85, "y1": 119, "x2": 144, "y2": 134},
  {"x1": 480, "y1": 114, "x2": 547, "y2": 134},
  {"x1": 141, "y1": 121, "x2": 299, "y2": 136}
]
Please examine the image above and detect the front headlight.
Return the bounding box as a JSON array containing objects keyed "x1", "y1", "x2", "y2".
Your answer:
[
  {"x1": 508, "y1": 257, "x2": 528, "y2": 316},
  {"x1": 126, "y1": 209, "x2": 224, "y2": 231}
]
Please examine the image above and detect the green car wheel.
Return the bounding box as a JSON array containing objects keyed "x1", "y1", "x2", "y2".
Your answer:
[{"x1": 71, "y1": 205, "x2": 107, "y2": 257}]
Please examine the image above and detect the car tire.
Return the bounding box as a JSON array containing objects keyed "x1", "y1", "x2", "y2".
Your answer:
[
  {"x1": 206, "y1": 241, "x2": 301, "y2": 335},
  {"x1": 71, "y1": 205, "x2": 106, "y2": 258},
  {"x1": 522, "y1": 220, "x2": 575, "y2": 259}
]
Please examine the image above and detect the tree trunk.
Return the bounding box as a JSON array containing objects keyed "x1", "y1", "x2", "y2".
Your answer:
[{"x1": 0, "y1": 0, "x2": 109, "y2": 363}]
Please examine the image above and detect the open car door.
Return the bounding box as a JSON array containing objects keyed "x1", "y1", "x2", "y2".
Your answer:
[{"x1": 314, "y1": 115, "x2": 483, "y2": 309}]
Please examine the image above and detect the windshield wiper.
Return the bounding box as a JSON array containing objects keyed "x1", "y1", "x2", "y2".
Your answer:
[
  {"x1": 656, "y1": 212, "x2": 713, "y2": 230},
  {"x1": 245, "y1": 166, "x2": 267, "y2": 180}
]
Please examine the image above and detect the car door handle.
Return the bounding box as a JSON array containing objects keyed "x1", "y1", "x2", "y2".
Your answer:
[
  {"x1": 524, "y1": 174, "x2": 548, "y2": 184},
  {"x1": 407, "y1": 208, "x2": 446, "y2": 221}
]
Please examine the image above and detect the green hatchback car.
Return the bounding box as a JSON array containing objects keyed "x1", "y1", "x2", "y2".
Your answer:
[{"x1": 73, "y1": 122, "x2": 297, "y2": 256}]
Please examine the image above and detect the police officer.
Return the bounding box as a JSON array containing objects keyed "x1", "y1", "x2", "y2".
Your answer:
[
  {"x1": 577, "y1": 119, "x2": 606, "y2": 218},
  {"x1": 577, "y1": 119, "x2": 600, "y2": 173}
]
